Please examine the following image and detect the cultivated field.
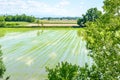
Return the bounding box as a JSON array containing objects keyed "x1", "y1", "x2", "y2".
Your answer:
[
  {"x1": 27, "y1": 23, "x2": 78, "y2": 27},
  {"x1": 28, "y1": 20, "x2": 78, "y2": 27},
  {"x1": 0, "y1": 28, "x2": 91, "y2": 80},
  {"x1": 39, "y1": 20, "x2": 77, "y2": 24},
  {"x1": 5, "y1": 20, "x2": 78, "y2": 27}
]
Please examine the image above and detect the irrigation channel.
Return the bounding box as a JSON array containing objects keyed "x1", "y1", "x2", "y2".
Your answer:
[{"x1": 0, "y1": 28, "x2": 92, "y2": 80}]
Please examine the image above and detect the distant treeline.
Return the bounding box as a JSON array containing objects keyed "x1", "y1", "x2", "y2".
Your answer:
[
  {"x1": 1, "y1": 14, "x2": 80, "y2": 22},
  {"x1": 40, "y1": 17, "x2": 80, "y2": 20},
  {"x1": 3, "y1": 14, "x2": 36, "y2": 22}
]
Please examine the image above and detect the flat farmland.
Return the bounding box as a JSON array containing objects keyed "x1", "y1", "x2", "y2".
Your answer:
[
  {"x1": 27, "y1": 20, "x2": 78, "y2": 27},
  {"x1": 39, "y1": 20, "x2": 77, "y2": 24},
  {"x1": 27, "y1": 23, "x2": 78, "y2": 27}
]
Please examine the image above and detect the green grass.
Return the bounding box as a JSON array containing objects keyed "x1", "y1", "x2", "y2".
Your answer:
[
  {"x1": 0, "y1": 28, "x2": 36, "y2": 37},
  {"x1": 6, "y1": 21, "x2": 29, "y2": 26}
]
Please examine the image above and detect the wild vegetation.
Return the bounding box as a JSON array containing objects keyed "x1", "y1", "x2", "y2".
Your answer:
[{"x1": 46, "y1": 0, "x2": 120, "y2": 80}]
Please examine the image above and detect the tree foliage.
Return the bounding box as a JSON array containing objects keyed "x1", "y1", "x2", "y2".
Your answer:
[
  {"x1": 84, "y1": 16, "x2": 120, "y2": 80},
  {"x1": 3, "y1": 14, "x2": 36, "y2": 22},
  {"x1": 77, "y1": 8, "x2": 102, "y2": 27},
  {"x1": 103, "y1": 0, "x2": 120, "y2": 16},
  {"x1": 46, "y1": 62, "x2": 79, "y2": 80},
  {"x1": 46, "y1": 62, "x2": 103, "y2": 80},
  {"x1": 79, "y1": 0, "x2": 120, "y2": 79},
  {"x1": 0, "y1": 16, "x2": 6, "y2": 27}
]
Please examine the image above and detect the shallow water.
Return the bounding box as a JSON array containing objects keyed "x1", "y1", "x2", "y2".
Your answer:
[{"x1": 0, "y1": 28, "x2": 92, "y2": 80}]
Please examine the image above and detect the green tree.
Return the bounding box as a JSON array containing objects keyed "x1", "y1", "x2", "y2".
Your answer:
[
  {"x1": 77, "y1": 8, "x2": 102, "y2": 27},
  {"x1": 5, "y1": 15, "x2": 12, "y2": 21},
  {"x1": 86, "y1": 8, "x2": 102, "y2": 21},
  {"x1": 83, "y1": 16, "x2": 120, "y2": 80},
  {"x1": 0, "y1": 16, "x2": 6, "y2": 27},
  {"x1": 4, "y1": 14, "x2": 36, "y2": 22},
  {"x1": 103, "y1": 0, "x2": 120, "y2": 16},
  {"x1": 80, "y1": 0, "x2": 120, "y2": 79},
  {"x1": 48, "y1": 17, "x2": 51, "y2": 20},
  {"x1": 46, "y1": 62, "x2": 103, "y2": 80},
  {"x1": 77, "y1": 18, "x2": 85, "y2": 27},
  {"x1": 46, "y1": 62, "x2": 79, "y2": 80},
  {"x1": 60, "y1": 18, "x2": 63, "y2": 20}
]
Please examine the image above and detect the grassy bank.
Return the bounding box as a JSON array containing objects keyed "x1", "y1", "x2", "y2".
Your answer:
[{"x1": 6, "y1": 21, "x2": 29, "y2": 26}]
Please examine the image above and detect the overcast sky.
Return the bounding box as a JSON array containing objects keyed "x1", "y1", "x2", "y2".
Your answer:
[{"x1": 0, "y1": 0, "x2": 104, "y2": 17}]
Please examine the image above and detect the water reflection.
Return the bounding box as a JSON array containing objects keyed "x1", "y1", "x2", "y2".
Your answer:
[
  {"x1": 37, "y1": 29, "x2": 44, "y2": 36},
  {"x1": 0, "y1": 29, "x2": 92, "y2": 80}
]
